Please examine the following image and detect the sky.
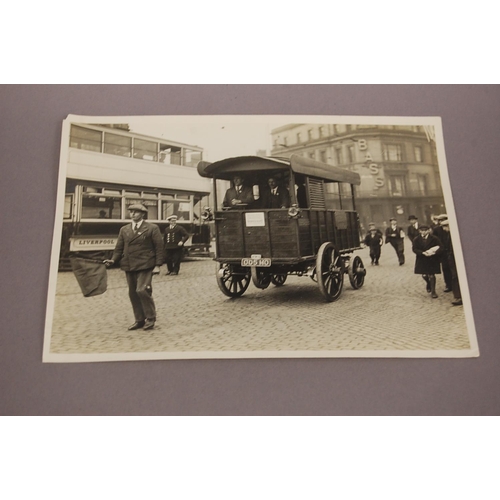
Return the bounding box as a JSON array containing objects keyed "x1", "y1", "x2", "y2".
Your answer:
[{"x1": 127, "y1": 116, "x2": 292, "y2": 162}]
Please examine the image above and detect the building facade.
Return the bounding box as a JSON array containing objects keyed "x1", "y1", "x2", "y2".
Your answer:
[{"x1": 270, "y1": 124, "x2": 446, "y2": 233}]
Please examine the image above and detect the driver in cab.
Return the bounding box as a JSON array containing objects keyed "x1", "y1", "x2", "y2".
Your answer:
[{"x1": 223, "y1": 175, "x2": 254, "y2": 209}]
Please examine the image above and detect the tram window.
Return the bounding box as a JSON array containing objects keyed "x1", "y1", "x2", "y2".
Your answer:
[
  {"x1": 103, "y1": 133, "x2": 132, "y2": 158},
  {"x1": 162, "y1": 198, "x2": 191, "y2": 221},
  {"x1": 64, "y1": 195, "x2": 73, "y2": 219},
  {"x1": 159, "y1": 144, "x2": 182, "y2": 165},
  {"x1": 70, "y1": 125, "x2": 102, "y2": 152},
  {"x1": 134, "y1": 139, "x2": 157, "y2": 161},
  {"x1": 82, "y1": 195, "x2": 121, "y2": 219},
  {"x1": 125, "y1": 199, "x2": 159, "y2": 220}
]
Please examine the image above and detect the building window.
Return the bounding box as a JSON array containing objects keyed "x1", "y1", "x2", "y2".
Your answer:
[
  {"x1": 346, "y1": 124, "x2": 352, "y2": 132},
  {"x1": 319, "y1": 150, "x2": 327, "y2": 163},
  {"x1": 417, "y1": 174, "x2": 428, "y2": 195},
  {"x1": 296, "y1": 132, "x2": 301, "y2": 144},
  {"x1": 389, "y1": 176, "x2": 406, "y2": 196},
  {"x1": 70, "y1": 125, "x2": 102, "y2": 152},
  {"x1": 104, "y1": 133, "x2": 132, "y2": 158},
  {"x1": 383, "y1": 144, "x2": 403, "y2": 162},
  {"x1": 307, "y1": 129, "x2": 313, "y2": 141},
  {"x1": 414, "y1": 145, "x2": 423, "y2": 162},
  {"x1": 308, "y1": 150, "x2": 316, "y2": 160},
  {"x1": 335, "y1": 147, "x2": 343, "y2": 165},
  {"x1": 319, "y1": 126, "x2": 325, "y2": 138},
  {"x1": 347, "y1": 145, "x2": 355, "y2": 164},
  {"x1": 333, "y1": 124, "x2": 340, "y2": 134}
]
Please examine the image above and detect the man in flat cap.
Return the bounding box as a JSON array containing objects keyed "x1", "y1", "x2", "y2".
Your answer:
[
  {"x1": 163, "y1": 215, "x2": 190, "y2": 275},
  {"x1": 385, "y1": 217, "x2": 405, "y2": 265},
  {"x1": 104, "y1": 203, "x2": 163, "y2": 331}
]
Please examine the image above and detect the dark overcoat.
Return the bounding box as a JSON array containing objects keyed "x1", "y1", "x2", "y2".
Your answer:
[
  {"x1": 223, "y1": 185, "x2": 254, "y2": 207},
  {"x1": 260, "y1": 186, "x2": 290, "y2": 209},
  {"x1": 112, "y1": 222, "x2": 164, "y2": 272},
  {"x1": 412, "y1": 234, "x2": 443, "y2": 275},
  {"x1": 407, "y1": 224, "x2": 420, "y2": 242}
]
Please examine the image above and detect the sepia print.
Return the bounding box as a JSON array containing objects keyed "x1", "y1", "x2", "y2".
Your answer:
[{"x1": 43, "y1": 115, "x2": 478, "y2": 362}]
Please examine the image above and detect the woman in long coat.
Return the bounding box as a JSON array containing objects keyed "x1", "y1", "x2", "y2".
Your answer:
[{"x1": 412, "y1": 225, "x2": 443, "y2": 298}]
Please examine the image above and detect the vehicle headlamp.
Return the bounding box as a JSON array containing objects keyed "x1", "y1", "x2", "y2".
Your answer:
[{"x1": 287, "y1": 204, "x2": 301, "y2": 218}]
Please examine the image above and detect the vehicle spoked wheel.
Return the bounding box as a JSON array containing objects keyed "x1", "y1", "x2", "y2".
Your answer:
[
  {"x1": 251, "y1": 267, "x2": 272, "y2": 289},
  {"x1": 348, "y1": 255, "x2": 366, "y2": 289},
  {"x1": 216, "y1": 263, "x2": 250, "y2": 298},
  {"x1": 316, "y1": 242, "x2": 344, "y2": 302},
  {"x1": 271, "y1": 274, "x2": 287, "y2": 286}
]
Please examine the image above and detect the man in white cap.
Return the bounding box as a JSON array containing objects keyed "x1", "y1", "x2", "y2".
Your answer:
[
  {"x1": 163, "y1": 215, "x2": 190, "y2": 275},
  {"x1": 104, "y1": 203, "x2": 163, "y2": 330}
]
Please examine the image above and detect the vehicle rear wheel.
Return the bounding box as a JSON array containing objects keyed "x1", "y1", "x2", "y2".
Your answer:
[
  {"x1": 316, "y1": 242, "x2": 344, "y2": 302},
  {"x1": 251, "y1": 267, "x2": 272, "y2": 289},
  {"x1": 216, "y1": 263, "x2": 250, "y2": 298},
  {"x1": 271, "y1": 274, "x2": 287, "y2": 286},
  {"x1": 348, "y1": 256, "x2": 366, "y2": 289}
]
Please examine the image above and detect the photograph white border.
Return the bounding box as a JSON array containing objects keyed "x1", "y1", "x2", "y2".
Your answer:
[{"x1": 43, "y1": 114, "x2": 479, "y2": 362}]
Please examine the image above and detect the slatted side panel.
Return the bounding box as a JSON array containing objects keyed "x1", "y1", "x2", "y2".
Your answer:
[
  {"x1": 308, "y1": 179, "x2": 326, "y2": 209},
  {"x1": 269, "y1": 211, "x2": 299, "y2": 258},
  {"x1": 216, "y1": 211, "x2": 244, "y2": 258}
]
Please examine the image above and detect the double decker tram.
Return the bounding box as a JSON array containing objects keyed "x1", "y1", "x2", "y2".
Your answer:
[{"x1": 59, "y1": 124, "x2": 212, "y2": 270}]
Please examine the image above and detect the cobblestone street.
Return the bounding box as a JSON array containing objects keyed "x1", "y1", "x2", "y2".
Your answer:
[{"x1": 47, "y1": 240, "x2": 472, "y2": 358}]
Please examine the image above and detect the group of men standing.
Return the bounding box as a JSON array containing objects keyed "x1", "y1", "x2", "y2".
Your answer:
[
  {"x1": 104, "y1": 203, "x2": 190, "y2": 332},
  {"x1": 364, "y1": 214, "x2": 462, "y2": 305},
  {"x1": 223, "y1": 175, "x2": 290, "y2": 210}
]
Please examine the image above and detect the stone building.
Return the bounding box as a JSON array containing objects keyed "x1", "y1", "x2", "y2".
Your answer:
[{"x1": 270, "y1": 123, "x2": 446, "y2": 233}]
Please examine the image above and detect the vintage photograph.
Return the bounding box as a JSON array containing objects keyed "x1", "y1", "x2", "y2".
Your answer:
[{"x1": 43, "y1": 114, "x2": 479, "y2": 362}]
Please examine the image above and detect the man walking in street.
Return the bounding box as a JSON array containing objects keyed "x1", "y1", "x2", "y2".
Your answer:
[
  {"x1": 104, "y1": 203, "x2": 163, "y2": 331},
  {"x1": 412, "y1": 224, "x2": 443, "y2": 298},
  {"x1": 163, "y1": 215, "x2": 190, "y2": 276},
  {"x1": 432, "y1": 214, "x2": 453, "y2": 293},
  {"x1": 364, "y1": 222, "x2": 384, "y2": 265},
  {"x1": 407, "y1": 215, "x2": 420, "y2": 243},
  {"x1": 440, "y1": 219, "x2": 463, "y2": 306},
  {"x1": 385, "y1": 217, "x2": 405, "y2": 265}
]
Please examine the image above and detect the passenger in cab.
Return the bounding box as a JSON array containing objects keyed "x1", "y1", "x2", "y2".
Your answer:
[
  {"x1": 223, "y1": 175, "x2": 254, "y2": 209},
  {"x1": 260, "y1": 176, "x2": 290, "y2": 209}
]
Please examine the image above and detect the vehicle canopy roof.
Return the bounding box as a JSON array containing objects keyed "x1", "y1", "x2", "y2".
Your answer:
[{"x1": 197, "y1": 154, "x2": 361, "y2": 185}]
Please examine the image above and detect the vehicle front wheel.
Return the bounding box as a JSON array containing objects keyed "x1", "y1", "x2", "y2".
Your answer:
[
  {"x1": 271, "y1": 274, "x2": 287, "y2": 286},
  {"x1": 216, "y1": 263, "x2": 250, "y2": 298},
  {"x1": 316, "y1": 242, "x2": 344, "y2": 302},
  {"x1": 251, "y1": 267, "x2": 272, "y2": 289},
  {"x1": 348, "y1": 255, "x2": 366, "y2": 289}
]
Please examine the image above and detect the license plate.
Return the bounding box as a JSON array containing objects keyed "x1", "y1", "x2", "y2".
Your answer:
[{"x1": 241, "y1": 258, "x2": 271, "y2": 267}]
